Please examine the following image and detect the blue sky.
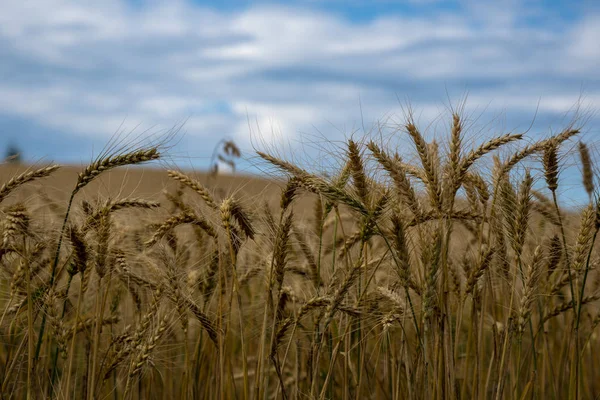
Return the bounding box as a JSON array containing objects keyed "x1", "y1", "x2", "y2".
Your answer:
[{"x1": 1, "y1": 0, "x2": 599, "y2": 204}]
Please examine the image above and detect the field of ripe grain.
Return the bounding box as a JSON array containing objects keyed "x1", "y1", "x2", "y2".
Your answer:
[{"x1": 1, "y1": 114, "x2": 599, "y2": 400}]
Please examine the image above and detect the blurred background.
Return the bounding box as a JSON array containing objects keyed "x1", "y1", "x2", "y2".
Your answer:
[{"x1": 1, "y1": 0, "x2": 599, "y2": 204}]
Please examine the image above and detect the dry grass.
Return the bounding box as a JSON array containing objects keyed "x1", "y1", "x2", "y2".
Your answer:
[{"x1": 0, "y1": 112, "x2": 599, "y2": 400}]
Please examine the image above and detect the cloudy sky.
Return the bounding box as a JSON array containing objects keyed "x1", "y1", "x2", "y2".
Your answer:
[{"x1": 1, "y1": 0, "x2": 599, "y2": 202}]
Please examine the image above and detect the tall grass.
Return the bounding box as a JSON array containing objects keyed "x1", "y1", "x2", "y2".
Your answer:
[{"x1": 0, "y1": 111, "x2": 599, "y2": 399}]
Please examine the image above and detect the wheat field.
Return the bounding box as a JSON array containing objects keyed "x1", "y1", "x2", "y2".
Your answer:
[{"x1": 0, "y1": 112, "x2": 599, "y2": 399}]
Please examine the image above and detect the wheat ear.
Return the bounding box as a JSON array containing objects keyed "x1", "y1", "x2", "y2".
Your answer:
[{"x1": 0, "y1": 165, "x2": 60, "y2": 204}]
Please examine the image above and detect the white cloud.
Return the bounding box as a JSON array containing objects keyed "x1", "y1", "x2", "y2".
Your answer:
[
  {"x1": 0, "y1": 0, "x2": 598, "y2": 160},
  {"x1": 565, "y1": 14, "x2": 600, "y2": 73}
]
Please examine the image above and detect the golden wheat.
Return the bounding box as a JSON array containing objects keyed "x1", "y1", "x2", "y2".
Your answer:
[{"x1": 1, "y1": 110, "x2": 599, "y2": 400}]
